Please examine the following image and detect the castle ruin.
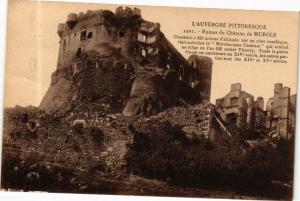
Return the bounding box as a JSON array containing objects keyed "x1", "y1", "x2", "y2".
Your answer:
[
  {"x1": 215, "y1": 83, "x2": 296, "y2": 140},
  {"x1": 40, "y1": 6, "x2": 213, "y2": 116}
]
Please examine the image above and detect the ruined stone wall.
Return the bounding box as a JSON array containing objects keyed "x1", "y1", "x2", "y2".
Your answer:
[
  {"x1": 215, "y1": 83, "x2": 269, "y2": 135},
  {"x1": 191, "y1": 104, "x2": 214, "y2": 139},
  {"x1": 266, "y1": 84, "x2": 294, "y2": 140},
  {"x1": 245, "y1": 98, "x2": 254, "y2": 131},
  {"x1": 135, "y1": 21, "x2": 212, "y2": 103},
  {"x1": 65, "y1": 111, "x2": 133, "y2": 175},
  {"x1": 187, "y1": 55, "x2": 212, "y2": 101},
  {"x1": 215, "y1": 83, "x2": 254, "y2": 131},
  {"x1": 4, "y1": 106, "x2": 134, "y2": 176},
  {"x1": 216, "y1": 83, "x2": 295, "y2": 140},
  {"x1": 277, "y1": 87, "x2": 290, "y2": 139},
  {"x1": 237, "y1": 98, "x2": 248, "y2": 130},
  {"x1": 253, "y1": 101, "x2": 266, "y2": 133},
  {"x1": 151, "y1": 103, "x2": 215, "y2": 141}
]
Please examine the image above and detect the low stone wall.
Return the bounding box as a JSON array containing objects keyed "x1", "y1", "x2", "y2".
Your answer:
[
  {"x1": 3, "y1": 103, "x2": 214, "y2": 178},
  {"x1": 4, "y1": 107, "x2": 133, "y2": 177},
  {"x1": 62, "y1": 111, "x2": 134, "y2": 176}
]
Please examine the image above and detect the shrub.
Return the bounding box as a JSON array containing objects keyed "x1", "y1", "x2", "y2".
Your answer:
[{"x1": 126, "y1": 120, "x2": 291, "y2": 191}]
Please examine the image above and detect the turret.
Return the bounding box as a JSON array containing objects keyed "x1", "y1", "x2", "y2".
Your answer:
[
  {"x1": 133, "y1": 8, "x2": 141, "y2": 16},
  {"x1": 115, "y1": 6, "x2": 134, "y2": 17},
  {"x1": 67, "y1": 13, "x2": 78, "y2": 29}
]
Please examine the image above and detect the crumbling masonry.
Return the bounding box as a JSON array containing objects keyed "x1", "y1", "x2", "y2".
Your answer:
[
  {"x1": 266, "y1": 83, "x2": 296, "y2": 140},
  {"x1": 215, "y1": 83, "x2": 296, "y2": 140}
]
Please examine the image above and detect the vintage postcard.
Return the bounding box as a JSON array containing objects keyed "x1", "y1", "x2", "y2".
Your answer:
[{"x1": 1, "y1": 0, "x2": 299, "y2": 200}]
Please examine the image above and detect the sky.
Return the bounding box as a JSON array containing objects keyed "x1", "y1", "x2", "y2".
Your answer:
[{"x1": 3, "y1": 0, "x2": 299, "y2": 108}]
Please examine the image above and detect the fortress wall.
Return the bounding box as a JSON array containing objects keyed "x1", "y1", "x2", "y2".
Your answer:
[
  {"x1": 158, "y1": 37, "x2": 189, "y2": 73},
  {"x1": 58, "y1": 33, "x2": 81, "y2": 68},
  {"x1": 58, "y1": 13, "x2": 108, "y2": 67},
  {"x1": 58, "y1": 14, "x2": 137, "y2": 68},
  {"x1": 94, "y1": 25, "x2": 111, "y2": 44},
  {"x1": 144, "y1": 36, "x2": 212, "y2": 103},
  {"x1": 187, "y1": 55, "x2": 213, "y2": 101},
  {"x1": 145, "y1": 38, "x2": 213, "y2": 102},
  {"x1": 118, "y1": 29, "x2": 135, "y2": 58}
]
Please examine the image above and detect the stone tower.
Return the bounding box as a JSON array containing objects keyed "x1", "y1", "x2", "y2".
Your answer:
[{"x1": 266, "y1": 83, "x2": 293, "y2": 140}]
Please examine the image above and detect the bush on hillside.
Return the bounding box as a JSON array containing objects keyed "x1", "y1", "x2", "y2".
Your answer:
[{"x1": 126, "y1": 120, "x2": 292, "y2": 190}]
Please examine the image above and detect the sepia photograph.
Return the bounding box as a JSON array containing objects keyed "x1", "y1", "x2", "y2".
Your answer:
[{"x1": 1, "y1": 0, "x2": 299, "y2": 200}]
